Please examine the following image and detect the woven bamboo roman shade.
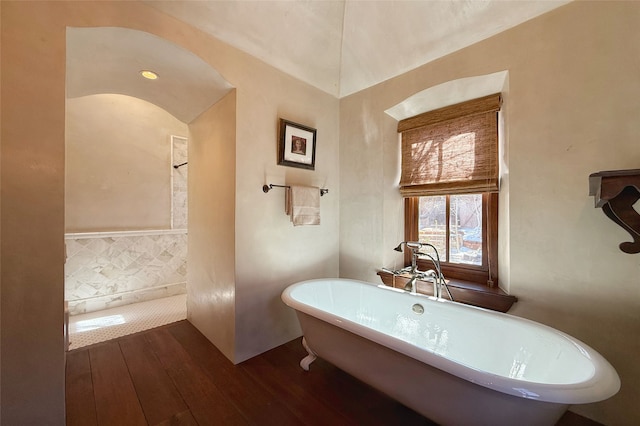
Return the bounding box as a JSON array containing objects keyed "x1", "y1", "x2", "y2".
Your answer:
[{"x1": 398, "y1": 93, "x2": 502, "y2": 197}]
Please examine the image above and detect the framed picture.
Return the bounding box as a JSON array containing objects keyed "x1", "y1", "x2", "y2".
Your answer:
[{"x1": 278, "y1": 119, "x2": 316, "y2": 170}]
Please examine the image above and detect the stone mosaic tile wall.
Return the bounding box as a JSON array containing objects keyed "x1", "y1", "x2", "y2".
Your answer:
[
  {"x1": 65, "y1": 230, "x2": 187, "y2": 315},
  {"x1": 172, "y1": 136, "x2": 188, "y2": 229}
]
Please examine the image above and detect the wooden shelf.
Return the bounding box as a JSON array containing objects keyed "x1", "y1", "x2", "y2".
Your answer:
[
  {"x1": 589, "y1": 169, "x2": 640, "y2": 254},
  {"x1": 377, "y1": 270, "x2": 517, "y2": 313}
]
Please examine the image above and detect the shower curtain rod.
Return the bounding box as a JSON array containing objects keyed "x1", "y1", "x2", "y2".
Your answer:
[{"x1": 262, "y1": 184, "x2": 328, "y2": 196}]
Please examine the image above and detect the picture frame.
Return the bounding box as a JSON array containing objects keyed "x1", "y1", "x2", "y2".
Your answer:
[{"x1": 278, "y1": 119, "x2": 316, "y2": 170}]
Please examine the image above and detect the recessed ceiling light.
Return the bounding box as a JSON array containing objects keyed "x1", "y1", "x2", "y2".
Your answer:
[{"x1": 140, "y1": 70, "x2": 159, "y2": 80}]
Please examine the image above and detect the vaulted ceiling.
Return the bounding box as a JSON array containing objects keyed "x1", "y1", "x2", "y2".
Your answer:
[
  {"x1": 146, "y1": 0, "x2": 570, "y2": 97},
  {"x1": 67, "y1": 1, "x2": 571, "y2": 123}
]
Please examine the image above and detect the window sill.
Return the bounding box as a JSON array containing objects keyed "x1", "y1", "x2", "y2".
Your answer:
[{"x1": 376, "y1": 270, "x2": 517, "y2": 313}]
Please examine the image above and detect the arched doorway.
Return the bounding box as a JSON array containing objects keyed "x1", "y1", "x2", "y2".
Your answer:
[{"x1": 65, "y1": 27, "x2": 232, "y2": 348}]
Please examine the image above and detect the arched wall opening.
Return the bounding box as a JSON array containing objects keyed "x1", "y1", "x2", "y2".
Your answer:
[{"x1": 65, "y1": 27, "x2": 236, "y2": 350}]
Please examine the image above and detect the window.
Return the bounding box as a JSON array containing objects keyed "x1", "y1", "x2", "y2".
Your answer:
[
  {"x1": 404, "y1": 193, "x2": 498, "y2": 286},
  {"x1": 420, "y1": 194, "x2": 482, "y2": 265},
  {"x1": 399, "y1": 94, "x2": 501, "y2": 287}
]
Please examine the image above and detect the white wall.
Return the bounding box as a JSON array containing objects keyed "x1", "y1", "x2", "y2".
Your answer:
[{"x1": 340, "y1": 2, "x2": 639, "y2": 425}]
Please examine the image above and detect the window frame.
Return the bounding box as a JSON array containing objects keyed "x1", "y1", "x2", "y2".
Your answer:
[{"x1": 404, "y1": 192, "x2": 498, "y2": 287}]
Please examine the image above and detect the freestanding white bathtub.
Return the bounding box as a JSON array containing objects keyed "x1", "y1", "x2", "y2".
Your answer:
[{"x1": 281, "y1": 279, "x2": 620, "y2": 426}]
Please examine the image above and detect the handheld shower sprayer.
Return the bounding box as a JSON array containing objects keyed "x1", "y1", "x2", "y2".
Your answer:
[
  {"x1": 394, "y1": 241, "x2": 441, "y2": 264},
  {"x1": 394, "y1": 241, "x2": 423, "y2": 252},
  {"x1": 391, "y1": 241, "x2": 453, "y2": 301}
]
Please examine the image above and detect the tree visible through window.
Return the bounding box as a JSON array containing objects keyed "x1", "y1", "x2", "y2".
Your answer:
[
  {"x1": 419, "y1": 194, "x2": 483, "y2": 266},
  {"x1": 407, "y1": 193, "x2": 496, "y2": 286}
]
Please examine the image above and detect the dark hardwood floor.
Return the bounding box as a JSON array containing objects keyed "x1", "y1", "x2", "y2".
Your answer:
[{"x1": 66, "y1": 320, "x2": 601, "y2": 426}]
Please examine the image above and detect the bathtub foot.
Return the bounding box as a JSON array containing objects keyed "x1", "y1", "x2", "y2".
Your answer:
[{"x1": 300, "y1": 337, "x2": 317, "y2": 371}]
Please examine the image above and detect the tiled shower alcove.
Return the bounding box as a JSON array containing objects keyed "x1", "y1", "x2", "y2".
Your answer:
[{"x1": 65, "y1": 229, "x2": 187, "y2": 316}]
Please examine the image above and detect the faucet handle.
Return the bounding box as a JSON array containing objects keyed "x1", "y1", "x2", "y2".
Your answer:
[
  {"x1": 414, "y1": 270, "x2": 436, "y2": 281},
  {"x1": 422, "y1": 269, "x2": 437, "y2": 277},
  {"x1": 381, "y1": 267, "x2": 410, "y2": 276},
  {"x1": 380, "y1": 266, "x2": 411, "y2": 276}
]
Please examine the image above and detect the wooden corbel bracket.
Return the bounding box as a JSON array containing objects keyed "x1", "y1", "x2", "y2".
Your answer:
[{"x1": 589, "y1": 169, "x2": 640, "y2": 254}]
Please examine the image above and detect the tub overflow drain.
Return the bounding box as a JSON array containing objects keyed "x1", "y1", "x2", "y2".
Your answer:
[{"x1": 412, "y1": 303, "x2": 424, "y2": 314}]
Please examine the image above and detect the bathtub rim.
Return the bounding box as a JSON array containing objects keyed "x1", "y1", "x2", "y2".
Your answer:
[{"x1": 282, "y1": 278, "x2": 620, "y2": 405}]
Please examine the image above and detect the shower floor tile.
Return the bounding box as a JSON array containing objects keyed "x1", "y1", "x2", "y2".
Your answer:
[{"x1": 67, "y1": 294, "x2": 186, "y2": 350}]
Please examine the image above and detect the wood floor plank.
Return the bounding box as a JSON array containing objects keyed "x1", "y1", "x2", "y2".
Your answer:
[
  {"x1": 268, "y1": 339, "x2": 417, "y2": 424},
  {"x1": 240, "y1": 351, "x2": 353, "y2": 426},
  {"x1": 145, "y1": 327, "x2": 248, "y2": 425},
  {"x1": 66, "y1": 320, "x2": 601, "y2": 426},
  {"x1": 556, "y1": 411, "x2": 604, "y2": 426},
  {"x1": 65, "y1": 349, "x2": 98, "y2": 426},
  {"x1": 89, "y1": 341, "x2": 147, "y2": 426},
  {"x1": 168, "y1": 320, "x2": 304, "y2": 426},
  {"x1": 268, "y1": 338, "x2": 434, "y2": 425},
  {"x1": 118, "y1": 334, "x2": 189, "y2": 425},
  {"x1": 154, "y1": 410, "x2": 198, "y2": 426}
]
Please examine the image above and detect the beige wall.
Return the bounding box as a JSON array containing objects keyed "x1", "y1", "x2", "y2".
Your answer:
[
  {"x1": 0, "y1": 1, "x2": 3, "y2": 423},
  {"x1": 66, "y1": 94, "x2": 188, "y2": 232},
  {"x1": 233, "y1": 51, "x2": 340, "y2": 363},
  {"x1": 188, "y1": 90, "x2": 237, "y2": 361},
  {"x1": 4, "y1": 0, "x2": 635, "y2": 425},
  {"x1": 1, "y1": 2, "x2": 66, "y2": 423},
  {"x1": 340, "y1": 2, "x2": 639, "y2": 425},
  {"x1": 1, "y1": 0, "x2": 339, "y2": 423}
]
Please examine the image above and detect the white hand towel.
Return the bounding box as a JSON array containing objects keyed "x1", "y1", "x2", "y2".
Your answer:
[{"x1": 285, "y1": 185, "x2": 320, "y2": 226}]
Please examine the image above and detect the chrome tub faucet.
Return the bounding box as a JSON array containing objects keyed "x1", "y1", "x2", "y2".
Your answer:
[{"x1": 383, "y1": 241, "x2": 454, "y2": 301}]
